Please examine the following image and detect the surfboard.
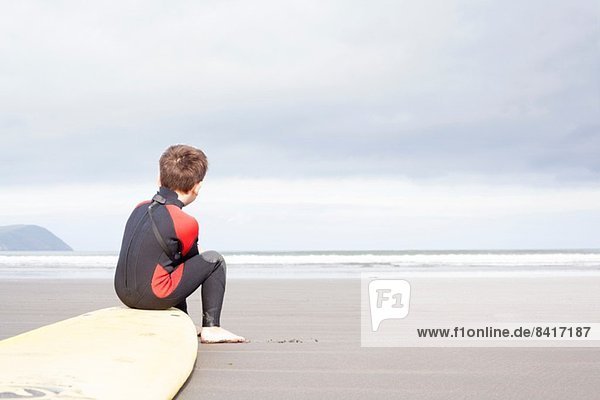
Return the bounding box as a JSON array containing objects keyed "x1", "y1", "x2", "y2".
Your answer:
[{"x1": 0, "y1": 306, "x2": 198, "y2": 399}]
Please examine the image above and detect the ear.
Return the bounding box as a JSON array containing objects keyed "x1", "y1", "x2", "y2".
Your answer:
[
  {"x1": 192, "y1": 181, "x2": 202, "y2": 195},
  {"x1": 156, "y1": 175, "x2": 162, "y2": 187}
]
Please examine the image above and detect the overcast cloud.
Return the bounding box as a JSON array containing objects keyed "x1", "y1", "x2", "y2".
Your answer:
[{"x1": 0, "y1": 1, "x2": 598, "y2": 250}]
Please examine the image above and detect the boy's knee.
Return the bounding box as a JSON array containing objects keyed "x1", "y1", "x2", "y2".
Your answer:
[{"x1": 201, "y1": 250, "x2": 225, "y2": 265}]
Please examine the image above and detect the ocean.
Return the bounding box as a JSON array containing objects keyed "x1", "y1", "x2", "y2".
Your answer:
[{"x1": 1, "y1": 250, "x2": 600, "y2": 279}]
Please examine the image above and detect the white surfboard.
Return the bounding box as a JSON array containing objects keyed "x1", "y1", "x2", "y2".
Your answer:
[{"x1": 0, "y1": 307, "x2": 198, "y2": 399}]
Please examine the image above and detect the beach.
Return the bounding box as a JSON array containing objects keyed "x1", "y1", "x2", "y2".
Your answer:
[{"x1": 1, "y1": 278, "x2": 598, "y2": 400}]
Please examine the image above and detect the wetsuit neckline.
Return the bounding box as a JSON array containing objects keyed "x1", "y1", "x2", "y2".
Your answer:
[{"x1": 157, "y1": 186, "x2": 185, "y2": 208}]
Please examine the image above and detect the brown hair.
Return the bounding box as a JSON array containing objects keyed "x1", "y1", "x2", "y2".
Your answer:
[{"x1": 159, "y1": 144, "x2": 208, "y2": 192}]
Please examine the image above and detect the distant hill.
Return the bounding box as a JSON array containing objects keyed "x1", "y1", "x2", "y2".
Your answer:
[{"x1": 0, "y1": 225, "x2": 73, "y2": 251}]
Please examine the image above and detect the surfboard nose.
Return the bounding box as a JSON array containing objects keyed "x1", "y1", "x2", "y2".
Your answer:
[{"x1": 0, "y1": 307, "x2": 198, "y2": 400}]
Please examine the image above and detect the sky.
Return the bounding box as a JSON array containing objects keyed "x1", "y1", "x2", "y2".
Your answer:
[{"x1": 0, "y1": 0, "x2": 598, "y2": 251}]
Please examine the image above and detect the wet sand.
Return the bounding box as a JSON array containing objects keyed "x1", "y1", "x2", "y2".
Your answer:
[{"x1": 0, "y1": 279, "x2": 598, "y2": 399}]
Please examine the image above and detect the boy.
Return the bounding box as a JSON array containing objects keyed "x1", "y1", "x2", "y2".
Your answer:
[{"x1": 114, "y1": 144, "x2": 245, "y2": 343}]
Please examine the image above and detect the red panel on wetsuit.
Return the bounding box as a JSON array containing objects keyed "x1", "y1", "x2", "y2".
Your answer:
[
  {"x1": 166, "y1": 205, "x2": 199, "y2": 256},
  {"x1": 151, "y1": 263, "x2": 185, "y2": 298}
]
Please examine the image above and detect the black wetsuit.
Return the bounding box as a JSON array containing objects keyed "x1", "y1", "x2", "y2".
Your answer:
[{"x1": 114, "y1": 187, "x2": 225, "y2": 326}]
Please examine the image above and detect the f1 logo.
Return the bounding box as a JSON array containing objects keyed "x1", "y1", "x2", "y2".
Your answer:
[{"x1": 369, "y1": 279, "x2": 411, "y2": 331}]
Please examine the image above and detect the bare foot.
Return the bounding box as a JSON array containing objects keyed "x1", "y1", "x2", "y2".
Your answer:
[{"x1": 200, "y1": 326, "x2": 246, "y2": 343}]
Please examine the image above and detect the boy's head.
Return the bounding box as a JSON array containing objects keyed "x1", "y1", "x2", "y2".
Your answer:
[{"x1": 159, "y1": 144, "x2": 208, "y2": 194}]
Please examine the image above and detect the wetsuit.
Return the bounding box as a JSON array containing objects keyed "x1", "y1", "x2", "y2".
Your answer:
[{"x1": 114, "y1": 186, "x2": 225, "y2": 326}]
